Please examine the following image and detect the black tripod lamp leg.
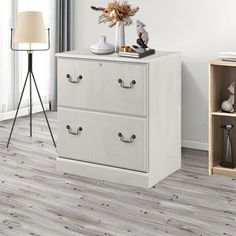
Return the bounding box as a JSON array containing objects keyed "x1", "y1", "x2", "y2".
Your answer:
[
  {"x1": 31, "y1": 72, "x2": 56, "y2": 147},
  {"x1": 7, "y1": 71, "x2": 30, "y2": 148},
  {"x1": 29, "y1": 72, "x2": 33, "y2": 137}
]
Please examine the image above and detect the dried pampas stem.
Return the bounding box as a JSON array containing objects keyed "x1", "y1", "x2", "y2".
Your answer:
[{"x1": 91, "y1": 1, "x2": 139, "y2": 28}]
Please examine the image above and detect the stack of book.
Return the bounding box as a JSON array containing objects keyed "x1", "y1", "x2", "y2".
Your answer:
[
  {"x1": 219, "y1": 52, "x2": 236, "y2": 62},
  {"x1": 119, "y1": 48, "x2": 155, "y2": 59}
]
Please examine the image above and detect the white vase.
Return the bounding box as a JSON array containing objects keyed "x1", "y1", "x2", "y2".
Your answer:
[
  {"x1": 115, "y1": 22, "x2": 125, "y2": 53},
  {"x1": 90, "y1": 35, "x2": 115, "y2": 55}
]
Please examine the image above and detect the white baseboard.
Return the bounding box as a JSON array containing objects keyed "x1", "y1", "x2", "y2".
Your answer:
[
  {"x1": 0, "y1": 104, "x2": 49, "y2": 122},
  {"x1": 182, "y1": 140, "x2": 208, "y2": 151}
]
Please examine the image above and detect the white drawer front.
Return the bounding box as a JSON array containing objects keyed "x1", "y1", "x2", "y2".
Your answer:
[
  {"x1": 58, "y1": 58, "x2": 147, "y2": 117},
  {"x1": 58, "y1": 108, "x2": 148, "y2": 172}
]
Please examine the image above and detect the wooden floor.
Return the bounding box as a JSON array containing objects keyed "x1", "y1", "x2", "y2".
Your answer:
[{"x1": 0, "y1": 112, "x2": 236, "y2": 236}]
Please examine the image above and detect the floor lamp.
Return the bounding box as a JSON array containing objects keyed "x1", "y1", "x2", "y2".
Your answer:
[{"x1": 7, "y1": 11, "x2": 56, "y2": 148}]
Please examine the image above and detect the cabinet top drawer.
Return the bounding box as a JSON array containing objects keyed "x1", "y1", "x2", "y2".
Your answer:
[
  {"x1": 58, "y1": 58, "x2": 148, "y2": 117},
  {"x1": 56, "y1": 49, "x2": 179, "y2": 64}
]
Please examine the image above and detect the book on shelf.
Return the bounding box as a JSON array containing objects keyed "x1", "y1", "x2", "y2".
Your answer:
[
  {"x1": 119, "y1": 49, "x2": 155, "y2": 59},
  {"x1": 219, "y1": 52, "x2": 236, "y2": 62},
  {"x1": 222, "y1": 58, "x2": 236, "y2": 62}
]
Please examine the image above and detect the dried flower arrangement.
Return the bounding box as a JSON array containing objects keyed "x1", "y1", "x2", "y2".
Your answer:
[{"x1": 91, "y1": 1, "x2": 139, "y2": 27}]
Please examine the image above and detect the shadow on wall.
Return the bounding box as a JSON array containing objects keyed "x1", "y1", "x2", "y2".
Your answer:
[{"x1": 181, "y1": 62, "x2": 208, "y2": 149}]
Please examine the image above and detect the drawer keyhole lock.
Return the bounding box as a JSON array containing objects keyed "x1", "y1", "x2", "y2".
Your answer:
[
  {"x1": 66, "y1": 74, "x2": 83, "y2": 84},
  {"x1": 118, "y1": 79, "x2": 136, "y2": 89},
  {"x1": 66, "y1": 125, "x2": 83, "y2": 135},
  {"x1": 118, "y1": 132, "x2": 136, "y2": 143}
]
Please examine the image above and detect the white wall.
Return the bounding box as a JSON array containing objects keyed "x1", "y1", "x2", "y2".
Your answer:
[{"x1": 74, "y1": 0, "x2": 236, "y2": 150}]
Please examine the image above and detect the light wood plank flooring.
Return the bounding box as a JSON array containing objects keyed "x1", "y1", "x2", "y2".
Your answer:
[{"x1": 0, "y1": 112, "x2": 235, "y2": 236}]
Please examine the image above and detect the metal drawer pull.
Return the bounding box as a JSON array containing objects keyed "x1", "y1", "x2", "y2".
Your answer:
[
  {"x1": 66, "y1": 74, "x2": 83, "y2": 84},
  {"x1": 118, "y1": 132, "x2": 136, "y2": 143},
  {"x1": 118, "y1": 79, "x2": 136, "y2": 89},
  {"x1": 66, "y1": 125, "x2": 83, "y2": 135}
]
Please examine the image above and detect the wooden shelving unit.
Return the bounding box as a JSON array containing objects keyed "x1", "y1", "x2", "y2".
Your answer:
[{"x1": 209, "y1": 60, "x2": 236, "y2": 178}]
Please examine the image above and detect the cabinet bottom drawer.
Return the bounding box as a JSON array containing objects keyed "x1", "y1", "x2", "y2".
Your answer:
[{"x1": 58, "y1": 108, "x2": 148, "y2": 172}]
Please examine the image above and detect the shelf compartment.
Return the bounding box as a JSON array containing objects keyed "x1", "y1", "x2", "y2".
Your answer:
[
  {"x1": 209, "y1": 64, "x2": 236, "y2": 113},
  {"x1": 209, "y1": 116, "x2": 236, "y2": 174},
  {"x1": 212, "y1": 165, "x2": 236, "y2": 178}
]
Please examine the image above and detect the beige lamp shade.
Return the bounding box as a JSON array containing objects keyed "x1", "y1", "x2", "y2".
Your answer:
[{"x1": 14, "y1": 11, "x2": 47, "y2": 44}]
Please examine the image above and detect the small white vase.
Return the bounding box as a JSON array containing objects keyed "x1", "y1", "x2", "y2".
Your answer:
[
  {"x1": 115, "y1": 22, "x2": 125, "y2": 53},
  {"x1": 90, "y1": 35, "x2": 115, "y2": 55}
]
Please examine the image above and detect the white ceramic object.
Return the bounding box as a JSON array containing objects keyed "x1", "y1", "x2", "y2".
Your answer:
[
  {"x1": 115, "y1": 22, "x2": 125, "y2": 53},
  {"x1": 221, "y1": 82, "x2": 235, "y2": 113},
  {"x1": 90, "y1": 36, "x2": 114, "y2": 55}
]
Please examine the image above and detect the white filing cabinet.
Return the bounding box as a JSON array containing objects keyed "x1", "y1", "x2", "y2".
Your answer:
[{"x1": 56, "y1": 49, "x2": 181, "y2": 188}]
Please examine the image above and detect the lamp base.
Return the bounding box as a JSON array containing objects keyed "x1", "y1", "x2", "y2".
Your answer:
[{"x1": 7, "y1": 52, "x2": 56, "y2": 148}]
